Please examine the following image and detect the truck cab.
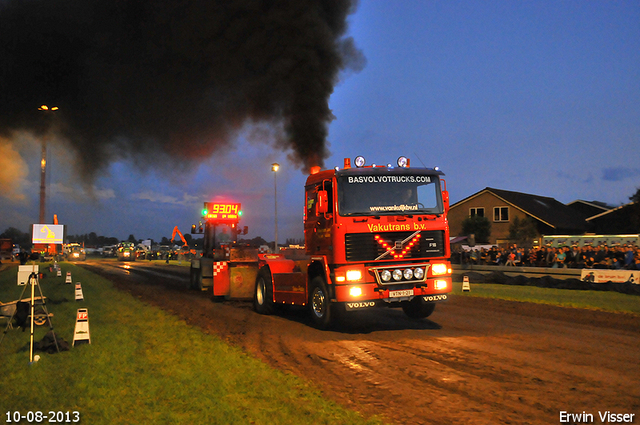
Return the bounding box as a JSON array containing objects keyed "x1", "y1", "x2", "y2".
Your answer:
[{"x1": 255, "y1": 156, "x2": 452, "y2": 328}]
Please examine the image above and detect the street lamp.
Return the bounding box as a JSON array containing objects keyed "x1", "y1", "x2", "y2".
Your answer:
[
  {"x1": 38, "y1": 105, "x2": 59, "y2": 112},
  {"x1": 37, "y1": 105, "x2": 58, "y2": 224},
  {"x1": 271, "y1": 163, "x2": 279, "y2": 253}
]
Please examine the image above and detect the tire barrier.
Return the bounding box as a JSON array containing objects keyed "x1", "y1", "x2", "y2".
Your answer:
[{"x1": 455, "y1": 270, "x2": 640, "y2": 296}]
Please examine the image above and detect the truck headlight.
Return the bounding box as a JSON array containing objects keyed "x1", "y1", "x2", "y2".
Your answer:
[
  {"x1": 380, "y1": 270, "x2": 391, "y2": 282},
  {"x1": 392, "y1": 269, "x2": 403, "y2": 281},
  {"x1": 403, "y1": 268, "x2": 413, "y2": 280},
  {"x1": 346, "y1": 270, "x2": 362, "y2": 282},
  {"x1": 413, "y1": 267, "x2": 424, "y2": 279},
  {"x1": 431, "y1": 263, "x2": 448, "y2": 275},
  {"x1": 435, "y1": 280, "x2": 448, "y2": 290},
  {"x1": 349, "y1": 286, "x2": 363, "y2": 297}
]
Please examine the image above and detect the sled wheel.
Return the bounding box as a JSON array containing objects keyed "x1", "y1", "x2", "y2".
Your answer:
[{"x1": 254, "y1": 269, "x2": 274, "y2": 315}]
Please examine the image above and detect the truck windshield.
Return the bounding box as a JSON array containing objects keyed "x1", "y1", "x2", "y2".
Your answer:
[{"x1": 337, "y1": 173, "x2": 443, "y2": 216}]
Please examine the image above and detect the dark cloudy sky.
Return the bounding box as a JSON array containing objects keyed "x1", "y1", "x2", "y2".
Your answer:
[{"x1": 1, "y1": 1, "x2": 638, "y2": 243}]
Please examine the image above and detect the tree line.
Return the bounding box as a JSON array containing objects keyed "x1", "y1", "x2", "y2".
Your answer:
[{"x1": 0, "y1": 227, "x2": 303, "y2": 250}]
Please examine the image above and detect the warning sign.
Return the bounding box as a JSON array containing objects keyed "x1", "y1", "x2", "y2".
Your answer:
[
  {"x1": 75, "y1": 283, "x2": 84, "y2": 301},
  {"x1": 462, "y1": 275, "x2": 471, "y2": 292},
  {"x1": 73, "y1": 308, "x2": 91, "y2": 346}
]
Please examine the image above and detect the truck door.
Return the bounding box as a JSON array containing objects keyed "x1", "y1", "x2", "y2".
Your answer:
[{"x1": 304, "y1": 180, "x2": 333, "y2": 255}]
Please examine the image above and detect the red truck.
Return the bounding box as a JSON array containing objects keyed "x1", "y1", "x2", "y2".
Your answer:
[
  {"x1": 0, "y1": 239, "x2": 13, "y2": 261},
  {"x1": 191, "y1": 156, "x2": 452, "y2": 328}
]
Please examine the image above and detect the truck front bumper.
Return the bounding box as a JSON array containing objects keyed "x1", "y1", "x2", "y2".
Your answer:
[{"x1": 333, "y1": 277, "x2": 451, "y2": 307}]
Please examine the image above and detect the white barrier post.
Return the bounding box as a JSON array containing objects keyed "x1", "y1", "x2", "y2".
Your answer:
[
  {"x1": 462, "y1": 275, "x2": 471, "y2": 292},
  {"x1": 72, "y1": 308, "x2": 91, "y2": 346}
]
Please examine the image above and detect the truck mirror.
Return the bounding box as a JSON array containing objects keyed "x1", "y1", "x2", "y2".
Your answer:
[
  {"x1": 317, "y1": 190, "x2": 328, "y2": 214},
  {"x1": 442, "y1": 190, "x2": 450, "y2": 212}
]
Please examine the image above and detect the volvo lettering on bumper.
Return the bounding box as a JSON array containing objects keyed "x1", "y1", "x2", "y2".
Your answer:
[
  {"x1": 423, "y1": 294, "x2": 448, "y2": 302},
  {"x1": 345, "y1": 301, "x2": 376, "y2": 311}
]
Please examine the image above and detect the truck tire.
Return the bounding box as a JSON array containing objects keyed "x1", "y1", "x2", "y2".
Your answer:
[
  {"x1": 309, "y1": 276, "x2": 333, "y2": 329},
  {"x1": 402, "y1": 297, "x2": 436, "y2": 319},
  {"x1": 254, "y1": 269, "x2": 274, "y2": 315}
]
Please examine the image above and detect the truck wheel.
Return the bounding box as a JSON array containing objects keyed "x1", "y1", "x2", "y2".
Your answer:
[
  {"x1": 309, "y1": 277, "x2": 333, "y2": 329},
  {"x1": 402, "y1": 297, "x2": 436, "y2": 319},
  {"x1": 254, "y1": 269, "x2": 274, "y2": 315}
]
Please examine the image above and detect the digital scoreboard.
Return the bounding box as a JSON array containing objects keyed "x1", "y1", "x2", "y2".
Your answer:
[{"x1": 203, "y1": 202, "x2": 241, "y2": 223}]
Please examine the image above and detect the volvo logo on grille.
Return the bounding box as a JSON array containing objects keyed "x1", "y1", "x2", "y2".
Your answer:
[{"x1": 375, "y1": 230, "x2": 422, "y2": 260}]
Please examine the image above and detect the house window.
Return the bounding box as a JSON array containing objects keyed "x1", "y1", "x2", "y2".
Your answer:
[
  {"x1": 494, "y1": 206, "x2": 509, "y2": 222},
  {"x1": 470, "y1": 207, "x2": 485, "y2": 217}
]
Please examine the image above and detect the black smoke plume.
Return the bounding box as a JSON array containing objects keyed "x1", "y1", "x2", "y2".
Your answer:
[{"x1": 0, "y1": 0, "x2": 365, "y2": 179}]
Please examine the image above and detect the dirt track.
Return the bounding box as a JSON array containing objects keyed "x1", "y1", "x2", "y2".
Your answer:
[{"x1": 81, "y1": 261, "x2": 640, "y2": 425}]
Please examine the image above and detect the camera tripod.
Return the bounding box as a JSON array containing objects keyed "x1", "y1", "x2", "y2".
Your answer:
[{"x1": 0, "y1": 272, "x2": 59, "y2": 362}]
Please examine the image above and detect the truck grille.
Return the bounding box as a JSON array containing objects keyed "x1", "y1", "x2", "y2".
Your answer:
[{"x1": 344, "y1": 231, "x2": 445, "y2": 262}]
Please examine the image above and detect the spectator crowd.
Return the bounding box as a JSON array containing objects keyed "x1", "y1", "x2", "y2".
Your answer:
[{"x1": 451, "y1": 244, "x2": 640, "y2": 270}]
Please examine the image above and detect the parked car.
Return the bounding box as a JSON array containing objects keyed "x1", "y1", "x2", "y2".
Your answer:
[{"x1": 102, "y1": 245, "x2": 116, "y2": 257}]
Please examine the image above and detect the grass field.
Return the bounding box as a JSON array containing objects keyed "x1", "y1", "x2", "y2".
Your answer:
[
  {"x1": 451, "y1": 280, "x2": 640, "y2": 315},
  {"x1": 2, "y1": 262, "x2": 637, "y2": 425},
  {"x1": 0, "y1": 263, "x2": 383, "y2": 425}
]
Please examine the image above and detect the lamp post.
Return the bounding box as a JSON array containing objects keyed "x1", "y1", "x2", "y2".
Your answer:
[
  {"x1": 37, "y1": 105, "x2": 58, "y2": 224},
  {"x1": 39, "y1": 141, "x2": 46, "y2": 225},
  {"x1": 271, "y1": 163, "x2": 279, "y2": 253}
]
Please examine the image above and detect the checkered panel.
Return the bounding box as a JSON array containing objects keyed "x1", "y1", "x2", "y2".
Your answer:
[{"x1": 213, "y1": 261, "x2": 228, "y2": 276}]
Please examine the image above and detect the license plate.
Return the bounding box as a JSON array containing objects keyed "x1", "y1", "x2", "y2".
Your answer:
[{"x1": 389, "y1": 289, "x2": 414, "y2": 298}]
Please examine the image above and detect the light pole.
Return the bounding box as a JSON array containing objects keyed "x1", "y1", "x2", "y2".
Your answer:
[
  {"x1": 271, "y1": 163, "x2": 279, "y2": 253},
  {"x1": 37, "y1": 105, "x2": 58, "y2": 224},
  {"x1": 39, "y1": 140, "x2": 46, "y2": 225}
]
